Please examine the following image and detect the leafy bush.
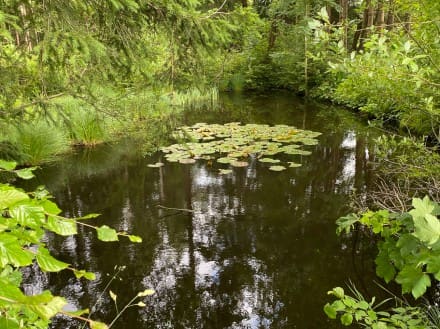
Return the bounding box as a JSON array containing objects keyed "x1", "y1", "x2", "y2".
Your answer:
[
  {"x1": 337, "y1": 197, "x2": 440, "y2": 299},
  {"x1": 0, "y1": 160, "x2": 143, "y2": 328}
]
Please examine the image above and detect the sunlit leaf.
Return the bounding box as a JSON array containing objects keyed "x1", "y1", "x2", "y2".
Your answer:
[
  {"x1": 128, "y1": 235, "x2": 142, "y2": 243},
  {"x1": 0, "y1": 160, "x2": 17, "y2": 170},
  {"x1": 90, "y1": 321, "x2": 109, "y2": 329},
  {"x1": 36, "y1": 247, "x2": 69, "y2": 272},
  {"x1": 96, "y1": 225, "x2": 118, "y2": 242}
]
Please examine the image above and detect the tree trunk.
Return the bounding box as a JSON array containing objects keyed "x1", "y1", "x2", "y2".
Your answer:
[
  {"x1": 386, "y1": 0, "x2": 395, "y2": 30},
  {"x1": 375, "y1": 0, "x2": 385, "y2": 33},
  {"x1": 339, "y1": 0, "x2": 348, "y2": 50}
]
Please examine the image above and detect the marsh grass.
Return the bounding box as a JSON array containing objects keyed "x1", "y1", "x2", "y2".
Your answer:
[
  {"x1": 68, "y1": 110, "x2": 107, "y2": 146},
  {"x1": 10, "y1": 120, "x2": 69, "y2": 165}
]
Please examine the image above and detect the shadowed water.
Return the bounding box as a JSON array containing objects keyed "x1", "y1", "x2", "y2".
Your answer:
[{"x1": 23, "y1": 92, "x2": 381, "y2": 328}]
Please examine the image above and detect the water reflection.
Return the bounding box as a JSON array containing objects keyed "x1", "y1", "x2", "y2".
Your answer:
[{"x1": 24, "y1": 92, "x2": 381, "y2": 328}]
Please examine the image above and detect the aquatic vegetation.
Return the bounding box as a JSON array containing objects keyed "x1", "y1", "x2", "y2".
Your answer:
[{"x1": 156, "y1": 122, "x2": 321, "y2": 171}]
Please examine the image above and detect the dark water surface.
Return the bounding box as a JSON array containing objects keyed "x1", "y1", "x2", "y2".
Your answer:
[{"x1": 25, "y1": 92, "x2": 382, "y2": 328}]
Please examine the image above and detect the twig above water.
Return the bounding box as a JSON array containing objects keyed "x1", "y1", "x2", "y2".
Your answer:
[{"x1": 156, "y1": 205, "x2": 195, "y2": 213}]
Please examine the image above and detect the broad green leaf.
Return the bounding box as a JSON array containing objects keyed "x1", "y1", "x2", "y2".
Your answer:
[
  {"x1": 9, "y1": 204, "x2": 45, "y2": 227},
  {"x1": 395, "y1": 266, "x2": 431, "y2": 299},
  {"x1": 426, "y1": 256, "x2": 440, "y2": 280},
  {"x1": 0, "y1": 234, "x2": 33, "y2": 267},
  {"x1": 0, "y1": 160, "x2": 17, "y2": 170},
  {"x1": 46, "y1": 216, "x2": 77, "y2": 236},
  {"x1": 73, "y1": 269, "x2": 96, "y2": 280},
  {"x1": 27, "y1": 294, "x2": 66, "y2": 320},
  {"x1": 341, "y1": 313, "x2": 353, "y2": 326},
  {"x1": 336, "y1": 214, "x2": 359, "y2": 235},
  {"x1": 328, "y1": 287, "x2": 344, "y2": 299},
  {"x1": 0, "y1": 317, "x2": 20, "y2": 329},
  {"x1": 41, "y1": 200, "x2": 62, "y2": 215},
  {"x1": 14, "y1": 168, "x2": 35, "y2": 179},
  {"x1": 324, "y1": 303, "x2": 337, "y2": 319},
  {"x1": 375, "y1": 248, "x2": 396, "y2": 283},
  {"x1": 96, "y1": 225, "x2": 118, "y2": 242},
  {"x1": 412, "y1": 213, "x2": 440, "y2": 245},
  {"x1": 36, "y1": 247, "x2": 69, "y2": 272},
  {"x1": 0, "y1": 188, "x2": 29, "y2": 209}
]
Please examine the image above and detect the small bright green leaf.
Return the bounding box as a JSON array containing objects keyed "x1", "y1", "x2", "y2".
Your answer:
[
  {"x1": 15, "y1": 168, "x2": 35, "y2": 179},
  {"x1": 0, "y1": 160, "x2": 17, "y2": 170},
  {"x1": 128, "y1": 235, "x2": 142, "y2": 243},
  {"x1": 73, "y1": 269, "x2": 96, "y2": 280},
  {"x1": 78, "y1": 213, "x2": 100, "y2": 220},
  {"x1": 36, "y1": 247, "x2": 69, "y2": 272},
  {"x1": 0, "y1": 317, "x2": 20, "y2": 329},
  {"x1": 41, "y1": 200, "x2": 62, "y2": 215},
  {"x1": 109, "y1": 290, "x2": 117, "y2": 302},
  {"x1": 65, "y1": 308, "x2": 89, "y2": 317},
  {"x1": 324, "y1": 303, "x2": 337, "y2": 319},
  {"x1": 96, "y1": 225, "x2": 118, "y2": 242},
  {"x1": 341, "y1": 313, "x2": 353, "y2": 326},
  {"x1": 137, "y1": 289, "x2": 155, "y2": 297},
  {"x1": 90, "y1": 321, "x2": 109, "y2": 329}
]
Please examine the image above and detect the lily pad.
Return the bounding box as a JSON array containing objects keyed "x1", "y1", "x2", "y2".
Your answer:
[
  {"x1": 231, "y1": 161, "x2": 249, "y2": 167},
  {"x1": 258, "y1": 158, "x2": 280, "y2": 163},
  {"x1": 219, "y1": 169, "x2": 233, "y2": 175},
  {"x1": 288, "y1": 162, "x2": 301, "y2": 168},
  {"x1": 269, "y1": 165, "x2": 286, "y2": 171},
  {"x1": 217, "y1": 157, "x2": 236, "y2": 164},
  {"x1": 161, "y1": 122, "x2": 320, "y2": 169},
  {"x1": 148, "y1": 162, "x2": 164, "y2": 168},
  {"x1": 179, "y1": 158, "x2": 196, "y2": 164}
]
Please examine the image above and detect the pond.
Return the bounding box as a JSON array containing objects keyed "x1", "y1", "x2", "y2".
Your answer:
[{"x1": 23, "y1": 92, "x2": 382, "y2": 328}]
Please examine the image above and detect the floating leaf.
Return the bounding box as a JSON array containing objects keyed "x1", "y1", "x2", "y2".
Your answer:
[
  {"x1": 217, "y1": 157, "x2": 236, "y2": 164},
  {"x1": 219, "y1": 169, "x2": 233, "y2": 175},
  {"x1": 288, "y1": 162, "x2": 301, "y2": 168},
  {"x1": 179, "y1": 158, "x2": 196, "y2": 164},
  {"x1": 231, "y1": 161, "x2": 248, "y2": 167},
  {"x1": 258, "y1": 158, "x2": 280, "y2": 163},
  {"x1": 269, "y1": 165, "x2": 286, "y2": 171},
  {"x1": 147, "y1": 162, "x2": 164, "y2": 168},
  {"x1": 128, "y1": 235, "x2": 142, "y2": 243},
  {"x1": 15, "y1": 168, "x2": 36, "y2": 179}
]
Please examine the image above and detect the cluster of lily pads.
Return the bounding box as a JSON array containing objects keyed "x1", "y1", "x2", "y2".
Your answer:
[{"x1": 149, "y1": 122, "x2": 321, "y2": 172}]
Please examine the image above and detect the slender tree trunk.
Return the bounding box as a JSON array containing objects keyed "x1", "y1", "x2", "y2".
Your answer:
[
  {"x1": 386, "y1": 0, "x2": 395, "y2": 30},
  {"x1": 358, "y1": 0, "x2": 374, "y2": 50},
  {"x1": 375, "y1": 0, "x2": 385, "y2": 33},
  {"x1": 339, "y1": 0, "x2": 348, "y2": 50},
  {"x1": 304, "y1": 0, "x2": 309, "y2": 97}
]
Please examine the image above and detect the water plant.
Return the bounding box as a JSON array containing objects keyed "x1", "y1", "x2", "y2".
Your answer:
[{"x1": 155, "y1": 122, "x2": 321, "y2": 171}]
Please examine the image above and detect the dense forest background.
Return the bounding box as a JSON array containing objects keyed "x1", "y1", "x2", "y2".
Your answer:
[{"x1": 0, "y1": 0, "x2": 439, "y2": 164}]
